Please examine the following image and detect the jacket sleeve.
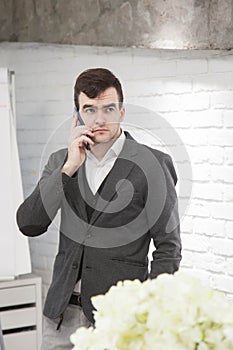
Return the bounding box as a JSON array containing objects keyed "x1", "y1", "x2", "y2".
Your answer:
[
  {"x1": 148, "y1": 154, "x2": 182, "y2": 278},
  {"x1": 16, "y1": 150, "x2": 70, "y2": 237}
]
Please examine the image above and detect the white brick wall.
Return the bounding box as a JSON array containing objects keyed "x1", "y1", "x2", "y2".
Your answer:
[{"x1": 0, "y1": 42, "x2": 233, "y2": 301}]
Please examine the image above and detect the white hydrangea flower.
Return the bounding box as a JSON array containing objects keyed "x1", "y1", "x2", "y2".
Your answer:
[{"x1": 70, "y1": 271, "x2": 233, "y2": 350}]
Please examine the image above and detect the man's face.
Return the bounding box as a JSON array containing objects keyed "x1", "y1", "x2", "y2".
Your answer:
[{"x1": 78, "y1": 87, "x2": 125, "y2": 144}]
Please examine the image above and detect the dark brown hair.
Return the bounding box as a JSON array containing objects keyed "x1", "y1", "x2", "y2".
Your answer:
[{"x1": 74, "y1": 68, "x2": 123, "y2": 110}]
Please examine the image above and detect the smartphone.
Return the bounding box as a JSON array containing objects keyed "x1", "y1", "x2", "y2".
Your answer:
[{"x1": 73, "y1": 107, "x2": 92, "y2": 150}]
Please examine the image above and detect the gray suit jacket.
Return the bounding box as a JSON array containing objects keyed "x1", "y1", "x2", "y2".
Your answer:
[{"x1": 16, "y1": 132, "x2": 181, "y2": 323}]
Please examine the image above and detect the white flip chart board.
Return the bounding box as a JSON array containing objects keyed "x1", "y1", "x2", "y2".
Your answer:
[{"x1": 0, "y1": 68, "x2": 31, "y2": 279}]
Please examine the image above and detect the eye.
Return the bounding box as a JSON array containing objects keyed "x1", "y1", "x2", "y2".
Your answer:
[
  {"x1": 105, "y1": 106, "x2": 116, "y2": 113},
  {"x1": 84, "y1": 107, "x2": 96, "y2": 114}
]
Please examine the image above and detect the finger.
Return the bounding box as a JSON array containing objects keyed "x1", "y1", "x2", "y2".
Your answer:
[
  {"x1": 72, "y1": 135, "x2": 95, "y2": 148},
  {"x1": 83, "y1": 130, "x2": 95, "y2": 138},
  {"x1": 71, "y1": 126, "x2": 94, "y2": 140},
  {"x1": 78, "y1": 135, "x2": 95, "y2": 147}
]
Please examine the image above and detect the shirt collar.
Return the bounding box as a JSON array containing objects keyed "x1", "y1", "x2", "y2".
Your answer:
[
  {"x1": 87, "y1": 129, "x2": 126, "y2": 164},
  {"x1": 109, "y1": 129, "x2": 126, "y2": 158}
]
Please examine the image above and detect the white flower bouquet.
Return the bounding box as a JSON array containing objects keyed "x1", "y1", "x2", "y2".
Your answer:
[{"x1": 71, "y1": 271, "x2": 233, "y2": 350}]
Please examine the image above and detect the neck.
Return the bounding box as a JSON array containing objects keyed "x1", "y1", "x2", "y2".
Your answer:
[{"x1": 90, "y1": 129, "x2": 122, "y2": 161}]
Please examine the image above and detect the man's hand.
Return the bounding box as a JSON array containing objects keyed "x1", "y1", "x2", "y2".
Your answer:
[{"x1": 61, "y1": 114, "x2": 94, "y2": 177}]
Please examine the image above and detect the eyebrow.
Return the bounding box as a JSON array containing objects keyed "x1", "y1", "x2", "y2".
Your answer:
[
  {"x1": 82, "y1": 104, "x2": 93, "y2": 110},
  {"x1": 103, "y1": 103, "x2": 118, "y2": 108},
  {"x1": 82, "y1": 103, "x2": 118, "y2": 110}
]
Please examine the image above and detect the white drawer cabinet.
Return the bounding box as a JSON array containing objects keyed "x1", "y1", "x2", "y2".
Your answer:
[{"x1": 0, "y1": 274, "x2": 42, "y2": 350}]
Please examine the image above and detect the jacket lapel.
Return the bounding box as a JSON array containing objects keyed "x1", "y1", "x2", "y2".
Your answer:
[{"x1": 66, "y1": 163, "x2": 88, "y2": 223}]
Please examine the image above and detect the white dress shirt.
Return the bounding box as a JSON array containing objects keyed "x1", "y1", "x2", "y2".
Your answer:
[
  {"x1": 85, "y1": 131, "x2": 126, "y2": 194},
  {"x1": 74, "y1": 130, "x2": 126, "y2": 293}
]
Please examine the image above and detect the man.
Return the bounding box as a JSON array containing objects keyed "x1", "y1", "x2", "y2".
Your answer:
[{"x1": 16, "y1": 68, "x2": 181, "y2": 350}]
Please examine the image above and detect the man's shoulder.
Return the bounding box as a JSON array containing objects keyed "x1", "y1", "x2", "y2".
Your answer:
[
  {"x1": 47, "y1": 147, "x2": 68, "y2": 165},
  {"x1": 138, "y1": 144, "x2": 177, "y2": 184},
  {"x1": 126, "y1": 132, "x2": 177, "y2": 182},
  {"x1": 132, "y1": 137, "x2": 172, "y2": 164},
  {"x1": 51, "y1": 147, "x2": 68, "y2": 157},
  {"x1": 144, "y1": 144, "x2": 170, "y2": 160},
  {"x1": 146, "y1": 147, "x2": 174, "y2": 171}
]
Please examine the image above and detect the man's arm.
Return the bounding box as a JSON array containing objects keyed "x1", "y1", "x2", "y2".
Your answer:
[
  {"x1": 149, "y1": 154, "x2": 182, "y2": 278},
  {"x1": 17, "y1": 110, "x2": 96, "y2": 237},
  {"x1": 16, "y1": 150, "x2": 70, "y2": 237}
]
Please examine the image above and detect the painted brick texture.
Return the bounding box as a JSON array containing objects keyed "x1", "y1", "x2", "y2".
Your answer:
[{"x1": 0, "y1": 43, "x2": 232, "y2": 302}]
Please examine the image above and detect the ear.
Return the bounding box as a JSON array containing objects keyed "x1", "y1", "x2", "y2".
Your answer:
[{"x1": 119, "y1": 106, "x2": 125, "y2": 122}]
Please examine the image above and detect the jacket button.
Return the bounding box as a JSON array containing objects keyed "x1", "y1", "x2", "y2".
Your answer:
[
  {"x1": 72, "y1": 263, "x2": 78, "y2": 269},
  {"x1": 87, "y1": 233, "x2": 92, "y2": 239}
]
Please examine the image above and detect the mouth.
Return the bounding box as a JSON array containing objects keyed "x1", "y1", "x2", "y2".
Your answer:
[{"x1": 93, "y1": 128, "x2": 108, "y2": 133}]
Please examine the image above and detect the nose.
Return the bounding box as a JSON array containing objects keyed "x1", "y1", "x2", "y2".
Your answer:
[{"x1": 94, "y1": 108, "x2": 105, "y2": 125}]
